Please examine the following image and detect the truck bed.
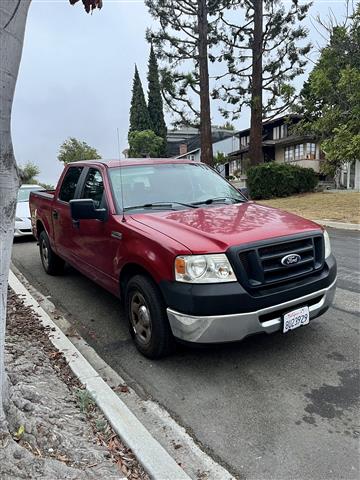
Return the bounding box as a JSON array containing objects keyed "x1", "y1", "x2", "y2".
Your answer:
[{"x1": 29, "y1": 190, "x2": 56, "y2": 240}]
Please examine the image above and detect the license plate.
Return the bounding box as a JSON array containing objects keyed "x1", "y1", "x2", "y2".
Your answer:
[{"x1": 283, "y1": 306, "x2": 310, "y2": 333}]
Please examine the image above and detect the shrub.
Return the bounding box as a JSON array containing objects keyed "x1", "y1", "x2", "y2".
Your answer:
[{"x1": 247, "y1": 162, "x2": 318, "y2": 200}]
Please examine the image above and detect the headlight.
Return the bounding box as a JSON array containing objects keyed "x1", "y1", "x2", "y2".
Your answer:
[
  {"x1": 175, "y1": 254, "x2": 236, "y2": 283},
  {"x1": 324, "y1": 230, "x2": 331, "y2": 259},
  {"x1": 15, "y1": 217, "x2": 23, "y2": 222}
]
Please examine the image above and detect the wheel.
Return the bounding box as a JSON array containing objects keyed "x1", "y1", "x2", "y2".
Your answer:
[
  {"x1": 125, "y1": 274, "x2": 175, "y2": 359},
  {"x1": 39, "y1": 231, "x2": 65, "y2": 275}
]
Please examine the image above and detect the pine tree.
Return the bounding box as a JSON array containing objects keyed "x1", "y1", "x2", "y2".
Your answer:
[
  {"x1": 146, "y1": 0, "x2": 228, "y2": 165},
  {"x1": 128, "y1": 65, "x2": 151, "y2": 137},
  {"x1": 215, "y1": 0, "x2": 311, "y2": 166},
  {"x1": 147, "y1": 44, "x2": 167, "y2": 153}
]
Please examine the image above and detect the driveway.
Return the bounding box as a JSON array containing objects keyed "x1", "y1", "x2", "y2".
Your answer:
[{"x1": 11, "y1": 228, "x2": 360, "y2": 480}]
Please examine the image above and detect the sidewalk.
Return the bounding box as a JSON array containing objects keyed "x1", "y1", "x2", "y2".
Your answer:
[{"x1": 0, "y1": 289, "x2": 148, "y2": 480}]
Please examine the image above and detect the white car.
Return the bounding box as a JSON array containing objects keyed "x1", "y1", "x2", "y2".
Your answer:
[{"x1": 15, "y1": 184, "x2": 43, "y2": 237}]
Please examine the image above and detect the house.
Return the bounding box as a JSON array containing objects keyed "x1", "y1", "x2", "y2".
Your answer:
[
  {"x1": 169, "y1": 126, "x2": 234, "y2": 159},
  {"x1": 175, "y1": 133, "x2": 240, "y2": 165},
  {"x1": 227, "y1": 114, "x2": 322, "y2": 177}
]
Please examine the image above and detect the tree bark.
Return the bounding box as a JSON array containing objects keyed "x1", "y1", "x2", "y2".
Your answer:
[
  {"x1": 198, "y1": 0, "x2": 213, "y2": 165},
  {"x1": 248, "y1": 0, "x2": 263, "y2": 166},
  {"x1": 0, "y1": 0, "x2": 31, "y2": 422}
]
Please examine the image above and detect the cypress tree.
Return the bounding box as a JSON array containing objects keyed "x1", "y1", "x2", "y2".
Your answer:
[
  {"x1": 128, "y1": 65, "x2": 151, "y2": 137},
  {"x1": 147, "y1": 44, "x2": 167, "y2": 151}
]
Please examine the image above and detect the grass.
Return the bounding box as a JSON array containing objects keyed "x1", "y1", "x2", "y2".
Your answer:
[
  {"x1": 74, "y1": 388, "x2": 94, "y2": 413},
  {"x1": 258, "y1": 191, "x2": 360, "y2": 224}
]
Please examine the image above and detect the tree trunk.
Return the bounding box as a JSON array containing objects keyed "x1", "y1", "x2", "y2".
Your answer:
[
  {"x1": 248, "y1": 0, "x2": 263, "y2": 166},
  {"x1": 0, "y1": 0, "x2": 31, "y2": 422},
  {"x1": 198, "y1": 0, "x2": 213, "y2": 165}
]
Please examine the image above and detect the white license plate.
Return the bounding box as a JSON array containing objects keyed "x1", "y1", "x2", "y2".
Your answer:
[{"x1": 283, "y1": 306, "x2": 310, "y2": 333}]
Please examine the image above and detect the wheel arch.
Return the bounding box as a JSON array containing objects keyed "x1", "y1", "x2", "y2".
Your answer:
[
  {"x1": 36, "y1": 219, "x2": 45, "y2": 238},
  {"x1": 119, "y1": 263, "x2": 160, "y2": 301}
]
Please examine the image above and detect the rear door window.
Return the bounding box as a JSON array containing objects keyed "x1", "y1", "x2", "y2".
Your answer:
[{"x1": 59, "y1": 167, "x2": 83, "y2": 202}]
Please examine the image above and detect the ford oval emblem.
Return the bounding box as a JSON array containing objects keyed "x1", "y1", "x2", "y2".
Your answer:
[{"x1": 281, "y1": 253, "x2": 301, "y2": 266}]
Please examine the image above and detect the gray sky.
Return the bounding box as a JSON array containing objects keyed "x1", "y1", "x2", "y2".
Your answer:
[{"x1": 12, "y1": 0, "x2": 347, "y2": 184}]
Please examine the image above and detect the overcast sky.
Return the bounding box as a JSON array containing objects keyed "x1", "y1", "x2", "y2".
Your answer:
[{"x1": 12, "y1": 0, "x2": 347, "y2": 184}]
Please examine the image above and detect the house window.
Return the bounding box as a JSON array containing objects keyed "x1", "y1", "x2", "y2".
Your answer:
[
  {"x1": 284, "y1": 146, "x2": 294, "y2": 162},
  {"x1": 240, "y1": 135, "x2": 249, "y2": 147},
  {"x1": 273, "y1": 124, "x2": 288, "y2": 140},
  {"x1": 294, "y1": 144, "x2": 305, "y2": 160},
  {"x1": 306, "y1": 143, "x2": 316, "y2": 159},
  {"x1": 229, "y1": 159, "x2": 241, "y2": 175}
]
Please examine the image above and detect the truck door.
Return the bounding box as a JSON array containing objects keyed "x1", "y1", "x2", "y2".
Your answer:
[
  {"x1": 73, "y1": 167, "x2": 120, "y2": 294},
  {"x1": 53, "y1": 166, "x2": 84, "y2": 262}
]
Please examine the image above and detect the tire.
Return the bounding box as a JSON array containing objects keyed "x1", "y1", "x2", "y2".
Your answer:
[
  {"x1": 125, "y1": 274, "x2": 175, "y2": 359},
  {"x1": 39, "y1": 231, "x2": 65, "y2": 275}
]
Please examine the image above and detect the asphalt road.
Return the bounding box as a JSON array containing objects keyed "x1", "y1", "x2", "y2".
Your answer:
[{"x1": 12, "y1": 229, "x2": 360, "y2": 480}]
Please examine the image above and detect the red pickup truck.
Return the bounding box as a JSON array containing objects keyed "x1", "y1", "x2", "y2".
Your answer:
[{"x1": 30, "y1": 159, "x2": 337, "y2": 358}]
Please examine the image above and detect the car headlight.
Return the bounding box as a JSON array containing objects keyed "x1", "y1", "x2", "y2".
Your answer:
[
  {"x1": 324, "y1": 230, "x2": 331, "y2": 259},
  {"x1": 175, "y1": 254, "x2": 236, "y2": 283},
  {"x1": 15, "y1": 217, "x2": 23, "y2": 222}
]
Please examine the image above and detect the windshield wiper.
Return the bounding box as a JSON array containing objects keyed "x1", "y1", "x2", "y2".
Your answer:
[
  {"x1": 191, "y1": 196, "x2": 245, "y2": 206},
  {"x1": 123, "y1": 201, "x2": 198, "y2": 211}
]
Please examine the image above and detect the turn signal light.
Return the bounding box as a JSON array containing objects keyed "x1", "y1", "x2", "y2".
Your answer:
[{"x1": 175, "y1": 257, "x2": 186, "y2": 275}]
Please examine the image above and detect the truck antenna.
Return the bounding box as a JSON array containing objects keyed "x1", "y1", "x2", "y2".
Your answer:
[{"x1": 117, "y1": 128, "x2": 126, "y2": 223}]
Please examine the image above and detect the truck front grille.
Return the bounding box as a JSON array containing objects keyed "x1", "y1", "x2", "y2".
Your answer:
[{"x1": 229, "y1": 233, "x2": 325, "y2": 291}]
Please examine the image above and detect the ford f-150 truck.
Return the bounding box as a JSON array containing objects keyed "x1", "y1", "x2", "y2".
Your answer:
[{"x1": 30, "y1": 159, "x2": 337, "y2": 358}]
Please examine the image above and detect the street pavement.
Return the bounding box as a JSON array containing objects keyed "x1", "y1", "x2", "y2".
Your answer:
[{"x1": 12, "y1": 228, "x2": 360, "y2": 480}]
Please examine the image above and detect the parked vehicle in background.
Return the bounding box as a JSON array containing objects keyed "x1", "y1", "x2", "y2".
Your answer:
[
  {"x1": 29, "y1": 159, "x2": 337, "y2": 358},
  {"x1": 15, "y1": 184, "x2": 43, "y2": 237}
]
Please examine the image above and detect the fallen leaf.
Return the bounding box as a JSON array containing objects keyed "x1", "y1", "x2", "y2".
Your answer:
[{"x1": 14, "y1": 425, "x2": 25, "y2": 441}]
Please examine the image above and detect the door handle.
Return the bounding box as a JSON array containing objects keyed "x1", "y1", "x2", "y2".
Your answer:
[
  {"x1": 72, "y1": 219, "x2": 80, "y2": 228},
  {"x1": 52, "y1": 209, "x2": 58, "y2": 220}
]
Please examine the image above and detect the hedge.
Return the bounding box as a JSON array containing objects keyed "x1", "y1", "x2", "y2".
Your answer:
[{"x1": 247, "y1": 162, "x2": 318, "y2": 200}]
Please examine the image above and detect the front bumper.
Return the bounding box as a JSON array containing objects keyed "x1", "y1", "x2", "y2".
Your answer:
[
  {"x1": 14, "y1": 219, "x2": 33, "y2": 237},
  {"x1": 167, "y1": 277, "x2": 337, "y2": 343},
  {"x1": 14, "y1": 228, "x2": 33, "y2": 237}
]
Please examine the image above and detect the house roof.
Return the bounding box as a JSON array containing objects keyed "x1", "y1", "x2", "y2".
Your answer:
[
  {"x1": 167, "y1": 127, "x2": 235, "y2": 157},
  {"x1": 176, "y1": 147, "x2": 200, "y2": 159}
]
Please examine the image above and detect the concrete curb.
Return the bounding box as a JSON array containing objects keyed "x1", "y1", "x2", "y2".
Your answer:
[
  {"x1": 317, "y1": 220, "x2": 360, "y2": 231},
  {"x1": 9, "y1": 270, "x2": 191, "y2": 480}
]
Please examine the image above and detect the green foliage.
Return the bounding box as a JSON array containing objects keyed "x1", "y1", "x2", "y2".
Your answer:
[
  {"x1": 128, "y1": 130, "x2": 164, "y2": 158},
  {"x1": 39, "y1": 182, "x2": 55, "y2": 190},
  {"x1": 147, "y1": 44, "x2": 167, "y2": 153},
  {"x1": 296, "y1": 6, "x2": 360, "y2": 176},
  {"x1": 58, "y1": 137, "x2": 101, "y2": 164},
  {"x1": 75, "y1": 388, "x2": 94, "y2": 414},
  {"x1": 19, "y1": 162, "x2": 40, "y2": 184},
  {"x1": 247, "y1": 163, "x2": 318, "y2": 200},
  {"x1": 213, "y1": 151, "x2": 229, "y2": 173},
  {"x1": 129, "y1": 66, "x2": 151, "y2": 136},
  {"x1": 219, "y1": 122, "x2": 235, "y2": 131}
]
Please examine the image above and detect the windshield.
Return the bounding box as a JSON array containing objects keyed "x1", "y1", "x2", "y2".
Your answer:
[
  {"x1": 17, "y1": 187, "x2": 42, "y2": 203},
  {"x1": 108, "y1": 163, "x2": 245, "y2": 212}
]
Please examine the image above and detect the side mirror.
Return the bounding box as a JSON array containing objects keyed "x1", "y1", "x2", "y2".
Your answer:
[{"x1": 70, "y1": 199, "x2": 108, "y2": 222}]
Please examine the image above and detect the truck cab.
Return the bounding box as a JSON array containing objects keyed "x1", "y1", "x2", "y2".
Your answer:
[{"x1": 30, "y1": 159, "x2": 337, "y2": 358}]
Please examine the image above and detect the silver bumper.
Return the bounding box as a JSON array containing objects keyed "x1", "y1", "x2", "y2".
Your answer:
[{"x1": 167, "y1": 279, "x2": 337, "y2": 343}]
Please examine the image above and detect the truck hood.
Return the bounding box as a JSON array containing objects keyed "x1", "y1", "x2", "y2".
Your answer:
[{"x1": 131, "y1": 202, "x2": 323, "y2": 254}]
